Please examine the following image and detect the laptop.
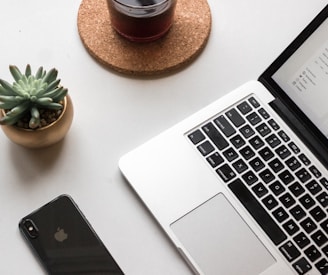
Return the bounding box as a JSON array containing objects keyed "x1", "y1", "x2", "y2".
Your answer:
[{"x1": 119, "y1": 5, "x2": 328, "y2": 275}]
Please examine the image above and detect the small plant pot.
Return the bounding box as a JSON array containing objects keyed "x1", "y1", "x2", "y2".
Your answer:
[{"x1": 0, "y1": 95, "x2": 73, "y2": 149}]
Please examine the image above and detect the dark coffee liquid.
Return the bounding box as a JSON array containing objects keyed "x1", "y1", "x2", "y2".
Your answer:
[
  {"x1": 116, "y1": 0, "x2": 163, "y2": 7},
  {"x1": 108, "y1": 0, "x2": 176, "y2": 42}
]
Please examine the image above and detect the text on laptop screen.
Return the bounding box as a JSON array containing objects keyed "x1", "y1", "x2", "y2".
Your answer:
[{"x1": 272, "y1": 18, "x2": 328, "y2": 138}]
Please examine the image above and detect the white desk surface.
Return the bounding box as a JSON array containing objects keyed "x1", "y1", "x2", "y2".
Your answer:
[{"x1": 0, "y1": 0, "x2": 326, "y2": 274}]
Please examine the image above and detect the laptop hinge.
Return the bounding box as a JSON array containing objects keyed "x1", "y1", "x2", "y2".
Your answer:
[{"x1": 269, "y1": 98, "x2": 328, "y2": 170}]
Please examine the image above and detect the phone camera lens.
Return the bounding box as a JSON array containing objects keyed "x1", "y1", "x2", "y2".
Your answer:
[{"x1": 23, "y1": 219, "x2": 39, "y2": 239}]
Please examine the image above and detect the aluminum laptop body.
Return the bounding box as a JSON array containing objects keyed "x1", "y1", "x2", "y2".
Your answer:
[{"x1": 120, "y1": 5, "x2": 328, "y2": 275}]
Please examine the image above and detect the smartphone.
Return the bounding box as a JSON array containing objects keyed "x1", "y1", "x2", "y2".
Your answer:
[{"x1": 19, "y1": 194, "x2": 124, "y2": 274}]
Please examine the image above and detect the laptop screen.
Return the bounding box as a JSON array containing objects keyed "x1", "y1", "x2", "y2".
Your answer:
[
  {"x1": 259, "y1": 5, "x2": 328, "y2": 148},
  {"x1": 272, "y1": 18, "x2": 328, "y2": 138}
]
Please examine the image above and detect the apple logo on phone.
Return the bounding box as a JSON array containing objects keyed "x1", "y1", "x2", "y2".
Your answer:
[{"x1": 54, "y1": 227, "x2": 68, "y2": 242}]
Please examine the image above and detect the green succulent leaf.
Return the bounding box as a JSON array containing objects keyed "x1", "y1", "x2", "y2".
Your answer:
[
  {"x1": 35, "y1": 67, "x2": 44, "y2": 79},
  {"x1": 0, "y1": 95, "x2": 25, "y2": 109},
  {"x1": 6, "y1": 101, "x2": 30, "y2": 116},
  {"x1": 9, "y1": 65, "x2": 23, "y2": 82},
  {"x1": 0, "y1": 85, "x2": 15, "y2": 96},
  {"x1": 43, "y1": 68, "x2": 58, "y2": 84},
  {"x1": 44, "y1": 102, "x2": 63, "y2": 110},
  {"x1": 25, "y1": 64, "x2": 32, "y2": 77},
  {"x1": 35, "y1": 97, "x2": 53, "y2": 106},
  {"x1": 0, "y1": 111, "x2": 25, "y2": 125},
  {"x1": 29, "y1": 116, "x2": 40, "y2": 129},
  {"x1": 43, "y1": 86, "x2": 67, "y2": 101},
  {"x1": 0, "y1": 79, "x2": 25, "y2": 96},
  {"x1": 29, "y1": 107, "x2": 40, "y2": 129},
  {"x1": 39, "y1": 79, "x2": 61, "y2": 96},
  {"x1": 30, "y1": 106, "x2": 40, "y2": 120}
]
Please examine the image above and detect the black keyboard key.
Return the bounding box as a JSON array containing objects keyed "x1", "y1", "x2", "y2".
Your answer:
[
  {"x1": 214, "y1": 115, "x2": 236, "y2": 137},
  {"x1": 226, "y1": 108, "x2": 245, "y2": 127},
  {"x1": 237, "y1": 101, "x2": 252, "y2": 114},
  {"x1": 278, "y1": 170, "x2": 294, "y2": 185},
  {"x1": 304, "y1": 245, "x2": 321, "y2": 262},
  {"x1": 232, "y1": 159, "x2": 248, "y2": 174},
  {"x1": 228, "y1": 179, "x2": 286, "y2": 245},
  {"x1": 246, "y1": 112, "x2": 262, "y2": 125},
  {"x1": 323, "y1": 244, "x2": 328, "y2": 257},
  {"x1": 259, "y1": 169, "x2": 275, "y2": 184},
  {"x1": 249, "y1": 157, "x2": 265, "y2": 172},
  {"x1": 306, "y1": 180, "x2": 322, "y2": 195},
  {"x1": 239, "y1": 124, "x2": 255, "y2": 138},
  {"x1": 242, "y1": 170, "x2": 258, "y2": 186},
  {"x1": 290, "y1": 205, "x2": 306, "y2": 221},
  {"x1": 311, "y1": 230, "x2": 328, "y2": 247},
  {"x1": 268, "y1": 158, "x2": 284, "y2": 173},
  {"x1": 206, "y1": 152, "x2": 224, "y2": 168},
  {"x1": 278, "y1": 130, "x2": 290, "y2": 142},
  {"x1": 310, "y1": 206, "x2": 327, "y2": 222},
  {"x1": 300, "y1": 217, "x2": 317, "y2": 234},
  {"x1": 285, "y1": 156, "x2": 301, "y2": 171},
  {"x1": 296, "y1": 168, "x2": 312, "y2": 183},
  {"x1": 293, "y1": 257, "x2": 312, "y2": 275},
  {"x1": 269, "y1": 180, "x2": 285, "y2": 196},
  {"x1": 223, "y1": 147, "x2": 238, "y2": 162},
  {"x1": 248, "y1": 97, "x2": 260, "y2": 108},
  {"x1": 216, "y1": 164, "x2": 236, "y2": 182},
  {"x1": 279, "y1": 193, "x2": 296, "y2": 208},
  {"x1": 317, "y1": 192, "x2": 328, "y2": 208},
  {"x1": 262, "y1": 194, "x2": 278, "y2": 210},
  {"x1": 315, "y1": 258, "x2": 328, "y2": 275},
  {"x1": 252, "y1": 182, "x2": 268, "y2": 198},
  {"x1": 258, "y1": 108, "x2": 270, "y2": 119},
  {"x1": 258, "y1": 147, "x2": 274, "y2": 161},
  {"x1": 268, "y1": 119, "x2": 280, "y2": 130},
  {"x1": 320, "y1": 178, "x2": 328, "y2": 191},
  {"x1": 289, "y1": 182, "x2": 305, "y2": 197},
  {"x1": 283, "y1": 219, "x2": 300, "y2": 236},
  {"x1": 275, "y1": 145, "x2": 291, "y2": 160},
  {"x1": 188, "y1": 129, "x2": 205, "y2": 144},
  {"x1": 249, "y1": 135, "x2": 264, "y2": 150},
  {"x1": 230, "y1": 134, "x2": 245, "y2": 149},
  {"x1": 321, "y1": 219, "x2": 328, "y2": 235},
  {"x1": 300, "y1": 194, "x2": 316, "y2": 210},
  {"x1": 288, "y1": 142, "x2": 300, "y2": 154},
  {"x1": 256, "y1": 123, "x2": 271, "y2": 137},
  {"x1": 272, "y1": 207, "x2": 289, "y2": 223},
  {"x1": 202, "y1": 123, "x2": 229, "y2": 151},
  {"x1": 293, "y1": 232, "x2": 310, "y2": 249},
  {"x1": 299, "y1": 153, "x2": 311, "y2": 166},
  {"x1": 197, "y1": 141, "x2": 214, "y2": 156},
  {"x1": 239, "y1": 146, "x2": 255, "y2": 160},
  {"x1": 279, "y1": 241, "x2": 301, "y2": 262},
  {"x1": 265, "y1": 134, "x2": 281, "y2": 149},
  {"x1": 309, "y1": 165, "x2": 321, "y2": 179}
]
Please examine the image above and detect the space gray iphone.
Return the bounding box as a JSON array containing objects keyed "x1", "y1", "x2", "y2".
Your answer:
[{"x1": 19, "y1": 194, "x2": 124, "y2": 274}]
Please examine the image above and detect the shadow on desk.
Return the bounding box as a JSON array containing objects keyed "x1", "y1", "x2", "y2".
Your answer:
[{"x1": 6, "y1": 139, "x2": 67, "y2": 184}]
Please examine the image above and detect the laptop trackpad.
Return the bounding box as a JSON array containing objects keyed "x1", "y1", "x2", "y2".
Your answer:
[{"x1": 170, "y1": 193, "x2": 275, "y2": 275}]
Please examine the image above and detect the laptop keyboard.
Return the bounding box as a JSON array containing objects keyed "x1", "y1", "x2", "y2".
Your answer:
[{"x1": 187, "y1": 95, "x2": 328, "y2": 275}]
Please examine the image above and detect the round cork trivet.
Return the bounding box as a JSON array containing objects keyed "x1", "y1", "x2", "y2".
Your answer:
[{"x1": 77, "y1": 0, "x2": 211, "y2": 76}]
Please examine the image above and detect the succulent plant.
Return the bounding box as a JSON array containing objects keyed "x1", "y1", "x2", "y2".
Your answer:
[{"x1": 0, "y1": 65, "x2": 68, "y2": 129}]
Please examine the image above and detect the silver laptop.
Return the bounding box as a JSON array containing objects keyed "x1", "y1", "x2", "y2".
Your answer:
[{"x1": 119, "y1": 5, "x2": 328, "y2": 275}]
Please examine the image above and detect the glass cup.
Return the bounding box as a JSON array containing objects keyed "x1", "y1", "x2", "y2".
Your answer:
[{"x1": 107, "y1": 0, "x2": 177, "y2": 43}]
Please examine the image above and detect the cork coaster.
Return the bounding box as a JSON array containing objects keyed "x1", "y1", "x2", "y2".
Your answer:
[{"x1": 77, "y1": 0, "x2": 211, "y2": 76}]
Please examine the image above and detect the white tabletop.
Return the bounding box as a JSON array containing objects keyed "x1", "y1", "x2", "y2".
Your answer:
[{"x1": 0, "y1": 0, "x2": 326, "y2": 274}]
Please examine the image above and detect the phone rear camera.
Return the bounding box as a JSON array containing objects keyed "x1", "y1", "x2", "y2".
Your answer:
[{"x1": 23, "y1": 219, "x2": 39, "y2": 239}]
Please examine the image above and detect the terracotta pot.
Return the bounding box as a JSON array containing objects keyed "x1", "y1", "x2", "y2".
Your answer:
[{"x1": 0, "y1": 95, "x2": 73, "y2": 149}]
